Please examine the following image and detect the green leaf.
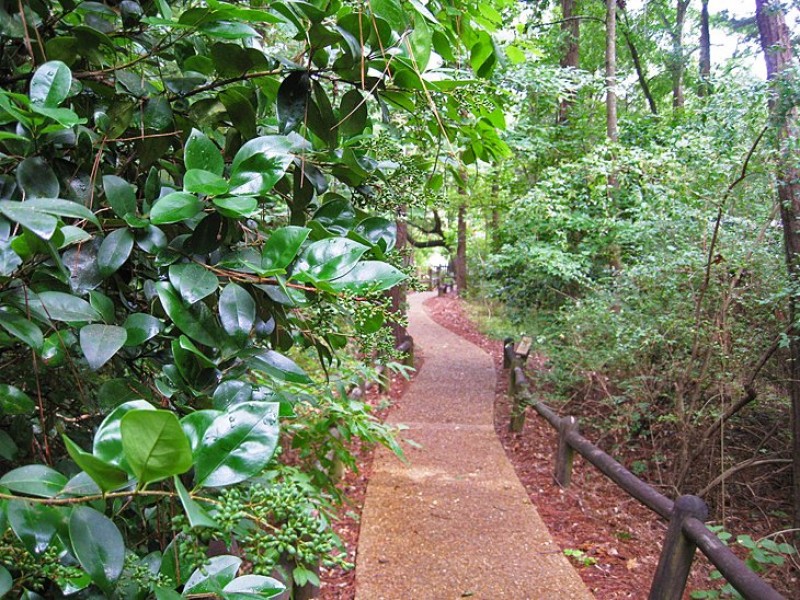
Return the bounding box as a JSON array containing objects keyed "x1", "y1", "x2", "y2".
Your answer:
[
  {"x1": 80, "y1": 324, "x2": 127, "y2": 370},
  {"x1": 23, "y1": 198, "x2": 100, "y2": 227},
  {"x1": 354, "y1": 216, "x2": 397, "y2": 252},
  {"x1": 184, "y1": 169, "x2": 229, "y2": 196},
  {"x1": 339, "y1": 89, "x2": 368, "y2": 136},
  {"x1": 0, "y1": 201, "x2": 58, "y2": 239},
  {"x1": 29, "y1": 61, "x2": 72, "y2": 108},
  {"x1": 0, "y1": 310, "x2": 43, "y2": 351},
  {"x1": 330, "y1": 261, "x2": 406, "y2": 294},
  {"x1": 168, "y1": 263, "x2": 218, "y2": 305},
  {"x1": 123, "y1": 313, "x2": 162, "y2": 346},
  {"x1": 185, "y1": 129, "x2": 224, "y2": 176},
  {"x1": 8, "y1": 500, "x2": 60, "y2": 554},
  {"x1": 36, "y1": 291, "x2": 101, "y2": 322},
  {"x1": 16, "y1": 157, "x2": 59, "y2": 199},
  {"x1": 371, "y1": 0, "x2": 406, "y2": 31},
  {"x1": 149, "y1": 192, "x2": 202, "y2": 224},
  {"x1": 222, "y1": 574, "x2": 285, "y2": 598},
  {"x1": 120, "y1": 410, "x2": 192, "y2": 485},
  {"x1": 220, "y1": 87, "x2": 257, "y2": 140},
  {"x1": 219, "y1": 283, "x2": 255, "y2": 338},
  {"x1": 93, "y1": 400, "x2": 156, "y2": 466},
  {"x1": 0, "y1": 383, "x2": 35, "y2": 414},
  {"x1": 312, "y1": 198, "x2": 356, "y2": 234},
  {"x1": 229, "y1": 137, "x2": 294, "y2": 197},
  {"x1": 293, "y1": 237, "x2": 368, "y2": 282},
  {"x1": 97, "y1": 228, "x2": 134, "y2": 278},
  {"x1": 261, "y1": 226, "x2": 310, "y2": 273},
  {"x1": 69, "y1": 506, "x2": 125, "y2": 593},
  {"x1": 63, "y1": 436, "x2": 128, "y2": 493},
  {"x1": 406, "y1": 15, "x2": 431, "y2": 71},
  {"x1": 0, "y1": 430, "x2": 18, "y2": 461},
  {"x1": 0, "y1": 465, "x2": 67, "y2": 497},
  {"x1": 155, "y1": 282, "x2": 219, "y2": 347},
  {"x1": 183, "y1": 555, "x2": 241, "y2": 595},
  {"x1": 194, "y1": 402, "x2": 280, "y2": 488},
  {"x1": 0, "y1": 565, "x2": 11, "y2": 597},
  {"x1": 277, "y1": 71, "x2": 310, "y2": 134},
  {"x1": 212, "y1": 381, "x2": 252, "y2": 410},
  {"x1": 181, "y1": 409, "x2": 221, "y2": 454},
  {"x1": 212, "y1": 195, "x2": 257, "y2": 218},
  {"x1": 174, "y1": 476, "x2": 218, "y2": 529},
  {"x1": 102, "y1": 175, "x2": 137, "y2": 218},
  {"x1": 246, "y1": 350, "x2": 311, "y2": 384},
  {"x1": 89, "y1": 290, "x2": 115, "y2": 323}
]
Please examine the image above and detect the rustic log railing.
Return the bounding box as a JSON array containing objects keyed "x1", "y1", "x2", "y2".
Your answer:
[{"x1": 503, "y1": 339, "x2": 785, "y2": 600}]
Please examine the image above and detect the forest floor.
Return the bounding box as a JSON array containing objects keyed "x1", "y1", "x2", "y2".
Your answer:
[{"x1": 319, "y1": 292, "x2": 796, "y2": 599}]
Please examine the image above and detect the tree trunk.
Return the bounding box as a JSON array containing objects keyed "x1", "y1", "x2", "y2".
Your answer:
[
  {"x1": 557, "y1": 0, "x2": 580, "y2": 123},
  {"x1": 621, "y1": 9, "x2": 658, "y2": 115},
  {"x1": 755, "y1": 0, "x2": 800, "y2": 537},
  {"x1": 455, "y1": 202, "x2": 467, "y2": 296},
  {"x1": 698, "y1": 0, "x2": 711, "y2": 96},
  {"x1": 605, "y1": 0, "x2": 618, "y2": 142},
  {"x1": 671, "y1": 0, "x2": 690, "y2": 109}
]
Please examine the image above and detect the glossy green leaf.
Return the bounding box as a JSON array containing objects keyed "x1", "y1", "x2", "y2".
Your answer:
[
  {"x1": 339, "y1": 89, "x2": 368, "y2": 136},
  {"x1": 123, "y1": 313, "x2": 162, "y2": 346},
  {"x1": 372, "y1": 0, "x2": 406, "y2": 31},
  {"x1": 261, "y1": 226, "x2": 310, "y2": 273},
  {"x1": 63, "y1": 436, "x2": 128, "y2": 492},
  {"x1": 169, "y1": 263, "x2": 218, "y2": 305},
  {"x1": 220, "y1": 87, "x2": 257, "y2": 140},
  {"x1": 0, "y1": 565, "x2": 11, "y2": 596},
  {"x1": 212, "y1": 381, "x2": 253, "y2": 410},
  {"x1": 0, "y1": 201, "x2": 58, "y2": 239},
  {"x1": 329, "y1": 261, "x2": 406, "y2": 293},
  {"x1": 229, "y1": 137, "x2": 294, "y2": 196},
  {"x1": 406, "y1": 15, "x2": 432, "y2": 71},
  {"x1": 219, "y1": 283, "x2": 255, "y2": 338},
  {"x1": 0, "y1": 430, "x2": 18, "y2": 461},
  {"x1": 16, "y1": 157, "x2": 59, "y2": 199},
  {"x1": 29, "y1": 61, "x2": 72, "y2": 108},
  {"x1": 174, "y1": 476, "x2": 218, "y2": 529},
  {"x1": 155, "y1": 282, "x2": 219, "y2": 347},
  {"x1": 222, "y1": 574, "x2": 285, "y2": 598},
  {"x1": 102, "y1": 175, "x2": 137, "y2": 218},
  {"x1": 23, "y1": 197, "x2": 99, "y2": 226},
  {"x1": 80, "y1": 324, "x2": 127, "y2": 370},
  {"x1": 277, "y1": 71, "x2": 310, "y2": 134},
  {"x1": 213, "y1": 195, "x2": 257, "y2": 218},
  {"x1": 181, "y1": 409, "x2": 221, "y2": 454},
  {"x1": 194, "y1": 401, "x2": 280, "y2": 488},
  {"x1": 89, "y1": 290, "x2": 115, "y2": 323},
  {"x1": 0, "y1": 465, "x2": 67, "y2": 497},
  {"x1": 312, "y1": 198, "x2": 356, "y2": 234},
  {"x1": 0, "y1": 310, "x2": 43, "y2": 351},
  {"x1": 183, "y1": 555, "x2": 241, "y2": 595},
  {"x1": 293, "y1": 237, "x2": 368, "y2": 282},
  {"x1": 149, "y1": 192, "x2": 202, "y2": 224},
  {"x1": 58, "y1": 472, "x2": 101, "y2": 497},
  {"x1": 184, "y1": 169, "x2": 229, "y2": 195},
  {"x1": 185, "y1": 128, "x2": 224, "y2": 176},
  {"x1": 8, "y1": 501, "x2": 60, "y2": 554},
  {"x1": 93, "y1": 400, "x2": 156, "y2": 466},
  {"x1": 97, "y1": 228, "x2": 134, "y2": 277},
  {"x1": 0, "y1": 383, "x2": 35, "y2": 414},
  {"x1": 36, "y1": 291, "x2": 101, "y2": 322},
  {"x1": 69, "y1": 506, "x2": 125, "y2": 593},
  {"x1": 246, "y1": 350, "x2": 311, "y2": 384},
  {"x1": 354, "y1": 216, "x2": 397, "y2": 252},
  {"x1": 120, "y1": 410, "x2": 193, "y2": 485}
]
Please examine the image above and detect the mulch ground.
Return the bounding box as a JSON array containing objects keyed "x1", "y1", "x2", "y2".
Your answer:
[{"x1": 320, "y1": 293, "x2": 797, "y2": 599}]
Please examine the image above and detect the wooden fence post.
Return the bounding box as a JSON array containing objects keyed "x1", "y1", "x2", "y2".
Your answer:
[
  {"x1": 555, "y1": 416, "x2": 579, "y2": 487},
  {"x1": 649, "y1": 495, "x2": 709, "y2": 600},
  {"x1": 503, "y1": 337, "x2": 514, "y2": 369}
]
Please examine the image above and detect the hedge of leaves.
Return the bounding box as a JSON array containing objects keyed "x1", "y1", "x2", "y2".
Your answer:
[{"x1": 0, "y1": 0, "x2": 508, "y2": 596}]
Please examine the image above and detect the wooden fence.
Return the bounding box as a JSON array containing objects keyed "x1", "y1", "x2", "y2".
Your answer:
[{"x1": 503, "y1": 338, "x2": 786, "y2": 600}]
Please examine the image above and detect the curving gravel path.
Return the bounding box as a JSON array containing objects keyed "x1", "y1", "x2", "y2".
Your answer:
[{"x1": 355, "y1": 292, "x2": 593, "y2": 599}]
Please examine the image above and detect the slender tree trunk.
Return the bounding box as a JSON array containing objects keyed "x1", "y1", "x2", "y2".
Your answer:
[
  {"x1": 557, "y1": 0, "x2": 580, "y2": 123},
  {"x1": 621, "y1": 9, "x2": 658, "y2": 115},
  {"x1": 756, "y1": 0, "x2": 800, "y2": 536},
  {"x1": 605, "y1": 0, "x2": 618, "y2": 142},
  {"x1": 671, "y1": 0, "x2": 690, "y2": 109},
  {"x1": 699, "y1": 0, "x2": 711, "y2": 96},
  {"x1": 455, "y1": 202, "x2": 467, "y2": 296}
]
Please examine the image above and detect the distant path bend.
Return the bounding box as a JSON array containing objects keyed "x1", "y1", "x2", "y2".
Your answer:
[{"x1": 355, "y1": 292, "x2": 593, "y2": 599}]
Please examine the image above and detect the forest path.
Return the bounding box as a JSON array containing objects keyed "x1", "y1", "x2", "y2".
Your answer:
[{"x1": 354, "y1": 292, "x2": 593, "y2": 599}]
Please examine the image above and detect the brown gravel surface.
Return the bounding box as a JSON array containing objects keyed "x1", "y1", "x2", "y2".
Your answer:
[{"x1": 353, "y1": 291, "x2": 593, "y2": 599}]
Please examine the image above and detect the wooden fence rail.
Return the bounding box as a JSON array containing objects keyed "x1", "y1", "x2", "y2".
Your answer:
[{"x1": 503, "y1": 339, "x2": 786, "y2": 600}]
